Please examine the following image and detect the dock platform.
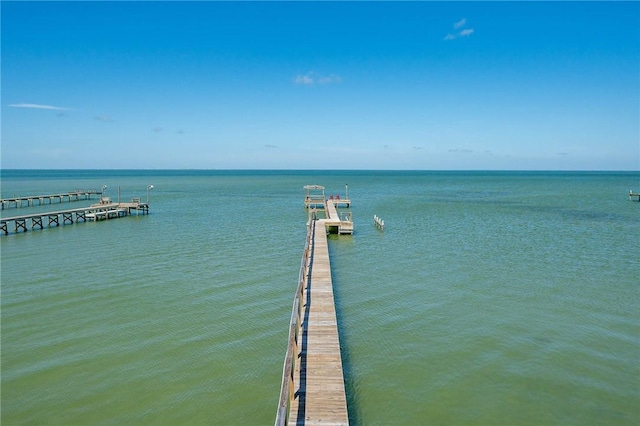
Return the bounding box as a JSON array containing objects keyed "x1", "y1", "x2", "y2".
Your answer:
[
  {"x1": 324, "y1": 199, "x2": 353, "y2": 235},
  {"x1": 303, "y1": 185, "x2": 353, "y2": 234}
]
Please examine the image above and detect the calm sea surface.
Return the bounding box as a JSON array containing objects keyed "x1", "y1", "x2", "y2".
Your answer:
[{"x1": 1, "y1": 170, "x2": 639, "y2": 425}]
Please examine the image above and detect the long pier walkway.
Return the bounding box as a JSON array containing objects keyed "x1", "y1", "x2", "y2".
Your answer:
[
  {"x1": 289, "y1": 218, "x2": 348, "y2": 425},
  {"x1": 277, "y1": 186, "x2": 351, "y2": 425},
  {"x1": 1, "y1": 190, "x2": 101, "y2": 210}
]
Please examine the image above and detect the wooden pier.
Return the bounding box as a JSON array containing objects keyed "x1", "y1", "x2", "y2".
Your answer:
[
  {"x1": 1, "y1": 190, "x2": 101, "y2": 210},
  {"x1": 276, "y1": 187, "x2": 351, "y2": 425},
  {"x1": 0, "y1": 199, "x2": 149, "y2": 235}
]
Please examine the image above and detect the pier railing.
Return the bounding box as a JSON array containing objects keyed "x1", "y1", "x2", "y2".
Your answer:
[{"x1": 275, "y1": 211, "x2": 317, "y2": 426}]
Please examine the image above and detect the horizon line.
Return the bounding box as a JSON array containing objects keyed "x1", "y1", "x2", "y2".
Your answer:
[{"x1": 1, "y1": 168, "x2": 638, "y2": 173}]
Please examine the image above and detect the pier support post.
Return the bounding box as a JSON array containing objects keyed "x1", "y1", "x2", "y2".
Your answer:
[
  {"x1": 63, "y1": 212, "x2": 74, "y2": 225},
  {"x1": 15, "y1": 219, "x2": 27, "y2": 233},
  {"x1": 32, "y1": 216, "x2": 43, "y2": 230},
  {"x1": 48, "y1": 214, "x2": 60, "y2": 227}
]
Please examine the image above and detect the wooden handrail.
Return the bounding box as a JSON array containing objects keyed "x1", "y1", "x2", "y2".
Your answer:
[{"x1": 275, "y1": 211, "x2": 317, "y2": 426}]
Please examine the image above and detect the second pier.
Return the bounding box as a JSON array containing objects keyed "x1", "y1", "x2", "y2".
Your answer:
[
  {"x1": 1, "y1": 199, "x2": 149, "y2": 235},
  {"x1": 1, "y1": 190, "x2": 101, "y2": 210}
]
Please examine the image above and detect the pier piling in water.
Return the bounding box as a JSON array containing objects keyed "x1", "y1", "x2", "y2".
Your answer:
[{"x1": 374, "y1": 214, "x2": 385, "y2": 230}]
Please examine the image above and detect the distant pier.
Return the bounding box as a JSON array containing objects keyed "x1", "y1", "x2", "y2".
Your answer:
[
  {"x1": 1, "y1": 198, "x2": 149, "y2": 235},
  {"x1": 629, "y1": 191, "x2": 640, "y2": 202},
  {"x1": 1, "y1": 190, "x2": 101, "y2": 210}
]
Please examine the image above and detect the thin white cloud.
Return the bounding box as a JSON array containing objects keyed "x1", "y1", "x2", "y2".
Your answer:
[
  {"x1": 454, "y1": 18, "x2": 467, "y2": 29},
  {"x1": 294, "y1": 71, "x2": 342, "y2": 86},
  {"x1": 444, "y1": 18, "x2": 474, "y2": 41},
  {"x1": 295, "y1": 73, "x2": 314, "y2": 85},
  {"x1": 460, "y1": 28, "x2": 474, "y2": 37},
  {"x1": 9, "y1": 103, "x2": 72, "y2": 111},
  {"x1": 94, "y1": 115, "x2": 114, "y2": 123}
]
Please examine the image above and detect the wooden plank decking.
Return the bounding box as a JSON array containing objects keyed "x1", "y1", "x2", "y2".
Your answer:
[
  {"x1": 324, "y1": 200, "x2": 353, "y2": 235},
  {"x1": 288, "y1": 219, "x2": 349, "y2": 425}
]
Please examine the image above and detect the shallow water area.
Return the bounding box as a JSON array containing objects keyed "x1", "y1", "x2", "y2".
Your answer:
[{"x1": 2, "y1": 170, "x2": 639, "y2": 425}]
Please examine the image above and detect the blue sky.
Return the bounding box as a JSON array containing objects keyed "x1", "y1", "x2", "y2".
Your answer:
[{"x1": 2, "y1": 1, "x2": 638, "y2": 170}]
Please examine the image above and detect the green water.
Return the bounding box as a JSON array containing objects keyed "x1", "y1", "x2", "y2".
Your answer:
[{"x1": 1, "y1": 170, "x2": 638, "y2": 425}]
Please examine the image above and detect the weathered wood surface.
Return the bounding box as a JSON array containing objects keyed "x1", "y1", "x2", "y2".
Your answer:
[
  {"x1": 288, "y1": 219, "x2": 348, "y2": 426},
  {"x1": 325, "y1": 200, "x2": 354, "y2": 235},
  {"x1": 325, "y1": 200, "x2": 340, "y2": 222}
]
